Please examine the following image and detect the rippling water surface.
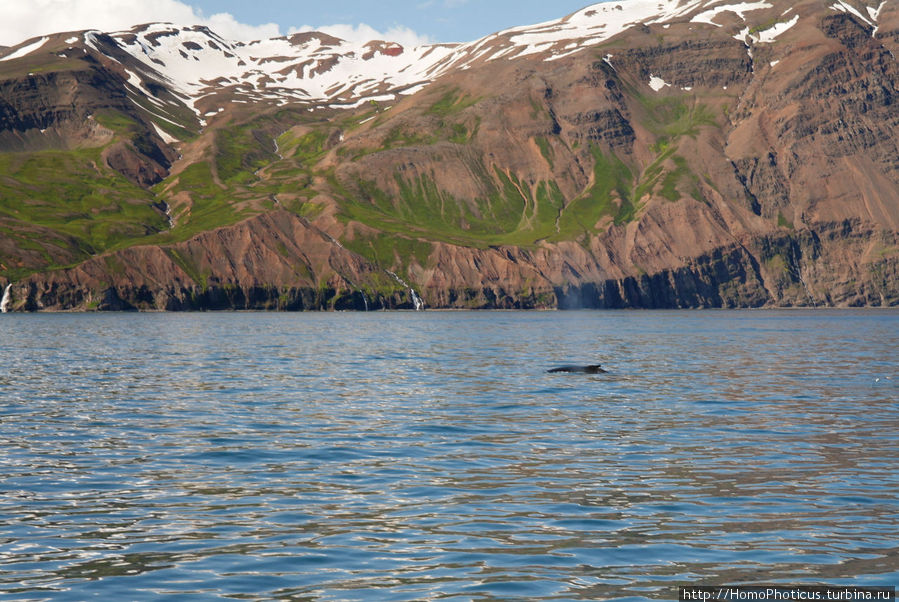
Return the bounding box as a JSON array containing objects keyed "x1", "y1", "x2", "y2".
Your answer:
[{"x1": 1, "y1": 310, "x2": 897, "y2": 600}]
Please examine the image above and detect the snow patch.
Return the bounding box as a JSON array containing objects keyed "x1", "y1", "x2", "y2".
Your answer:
[
  {"x1": 123, "y1": 69, "x2": 147, "y2": 91},
  {"x1": 504, "y1": 0, "x2": 706, "y2": 62},
  {"x1": 649, "y1": 74, "x2": 670, "y2": 92},
  {"x1": 139, "y1": 105, "x2": 184, "y2": 128},
  {"x1": 735, "y1": 14, "x2": 798, "y2": 45},
  {"x1": 1, "y1": 36, "x2": 49, "y2": 62},
  {"x1": 83, "y1": 31, "x2": 105, "y2": 55},
  {"x1": 66, "y1": 36, "x2": 80, "y2": 44},
  {"x1": 142, "y1": 94, "x2": 167, "y2": 108},
  {"x1": 401, "y1": 83, "x2": 428, "y2": 96},
  {"x1": 830, "y1": 1, "x2": 874, "y2": 26},
  {"x1": 485, "y1": 46, "x2": 516, "y2": 62},
  {"x1": 869, "y1": 0, "x2": 886, "y2": 36},
  {"x1": 754, "y1": 15, "x2": 799, "y2": 43},
  {"x1": 869, "y1": 0, "x2": 887, "y2": 21},
  {"x1": 692, "y1": 2, "x2": 773, "y2": 27},
  {"x1": 152, "y1": 123, "x2": 179, "y2": 144}
]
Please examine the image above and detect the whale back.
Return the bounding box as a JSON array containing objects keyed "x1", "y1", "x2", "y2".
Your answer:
[{"x1": 547, "y1": 364, "x2": 606, "y2": 374}]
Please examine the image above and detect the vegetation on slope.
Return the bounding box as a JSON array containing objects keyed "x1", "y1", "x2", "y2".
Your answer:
[
  {"x1": 0, "y1": 145, "x2": 166, "y2": 279},
  {"x1": 0, "y1": 48, "x2": 722, "y2": 288}
]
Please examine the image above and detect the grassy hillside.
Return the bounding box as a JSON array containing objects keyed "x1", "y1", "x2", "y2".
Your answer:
[{"x1": 0, "y1": 83, "x2": 726, "y2": 282}]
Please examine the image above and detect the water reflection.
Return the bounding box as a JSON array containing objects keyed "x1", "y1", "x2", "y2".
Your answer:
[{"x1": 0, "y1": 310, "x2": 897, "y2": 599}]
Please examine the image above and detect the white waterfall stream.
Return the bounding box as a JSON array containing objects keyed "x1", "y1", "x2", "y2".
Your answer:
[
  {"x1": 386, "y1": 271, "x2": 424, "y2": 311},
  {"x1": 164, "y1": 202, "x2": 175, "y2": 229},
  {"x1": 410, "y1": 288, "x2": 424, "y2": 311},
  {"x1": 1, "y1": 284, "x2": 12, "y2": 313}
]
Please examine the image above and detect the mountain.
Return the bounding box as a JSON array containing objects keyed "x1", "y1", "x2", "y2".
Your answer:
[{"x1": 2, "y1": 0, "x2": 899, "y2": 311}]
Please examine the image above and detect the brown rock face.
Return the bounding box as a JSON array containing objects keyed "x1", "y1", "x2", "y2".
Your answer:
[
  {"x1": 3, "y1": 1, "x2": 899, "y2": 310},
  {"x1": 103, "y1": 142, "x2": 170, "y2": 187},
  {"x1": 0, "y1": 43, "x2": 179, "y2": 174},
  {"x1": 8, "y1": 211, "x2": 374, "y2": 311}
]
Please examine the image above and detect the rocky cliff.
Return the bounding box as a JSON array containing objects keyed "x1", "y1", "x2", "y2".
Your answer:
[{"x1": 2, "y1": 0, "x2": 899, "y2": 310}]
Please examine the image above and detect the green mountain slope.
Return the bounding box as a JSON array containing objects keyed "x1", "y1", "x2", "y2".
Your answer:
[{"x1": 2, "y1": 1, "x2": 899, "y2": 310}]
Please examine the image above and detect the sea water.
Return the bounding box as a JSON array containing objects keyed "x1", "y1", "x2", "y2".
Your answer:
[{"x1": 0, "y1": 310, "x2": 897, "y2": 600}]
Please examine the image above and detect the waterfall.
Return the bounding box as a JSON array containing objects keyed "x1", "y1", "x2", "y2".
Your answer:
[
  {"x1": 787, "y1": 252, "x2": 816, "y2": 307},
  {"x1": 163, "y1": 202, "x2": 175, "y2": 229},
  {"x1": 273, "y1": 131, "x2": 286, "y2": 160},
  {"x1": 386, "y1": 270, "x2": 425, "y2": 311},
  {"x1": 410, "y1": 288, "x2": 424, "y2": 311},
  {"x1": 1, "y1": 284, "x2": 11, "y2": 313}
]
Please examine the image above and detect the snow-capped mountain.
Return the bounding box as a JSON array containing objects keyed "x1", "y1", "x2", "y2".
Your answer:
[{"x1": 1, "y1": 0, "x2": 851, "y2": 118}]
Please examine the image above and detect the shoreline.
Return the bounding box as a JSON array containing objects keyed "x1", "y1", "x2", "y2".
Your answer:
[{"x1": 4, "y1": 305, "x2": 899, "y2": 314}]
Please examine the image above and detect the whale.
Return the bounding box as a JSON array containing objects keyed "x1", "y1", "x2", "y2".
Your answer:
[{"x1": 547, "y1": 364, "x2": 607, "y2": 374}]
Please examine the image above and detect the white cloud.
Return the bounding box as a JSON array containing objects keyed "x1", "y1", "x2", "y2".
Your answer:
[
  {"x1": 200, "y1": 12, "x2": 281, "y2": 41},
  {"x1": 288, "y1": 23, "x2": 432, "y2": 48},
  {"x1": 0, "y1": 0, "x2": 431, "y2": 50},
  {"x1": 0, "y1": 0, "x2": 280, "y2": 46}
]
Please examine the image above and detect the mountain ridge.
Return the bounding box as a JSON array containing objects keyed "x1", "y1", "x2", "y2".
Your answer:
[{"x1": 2, "y1": 0, "x2": 899, "y2": 310}]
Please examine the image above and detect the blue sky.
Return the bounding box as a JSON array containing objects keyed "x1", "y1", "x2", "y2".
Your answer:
[{"x1": 2, "y1": 0, "x2": 605, "y2": 47}]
